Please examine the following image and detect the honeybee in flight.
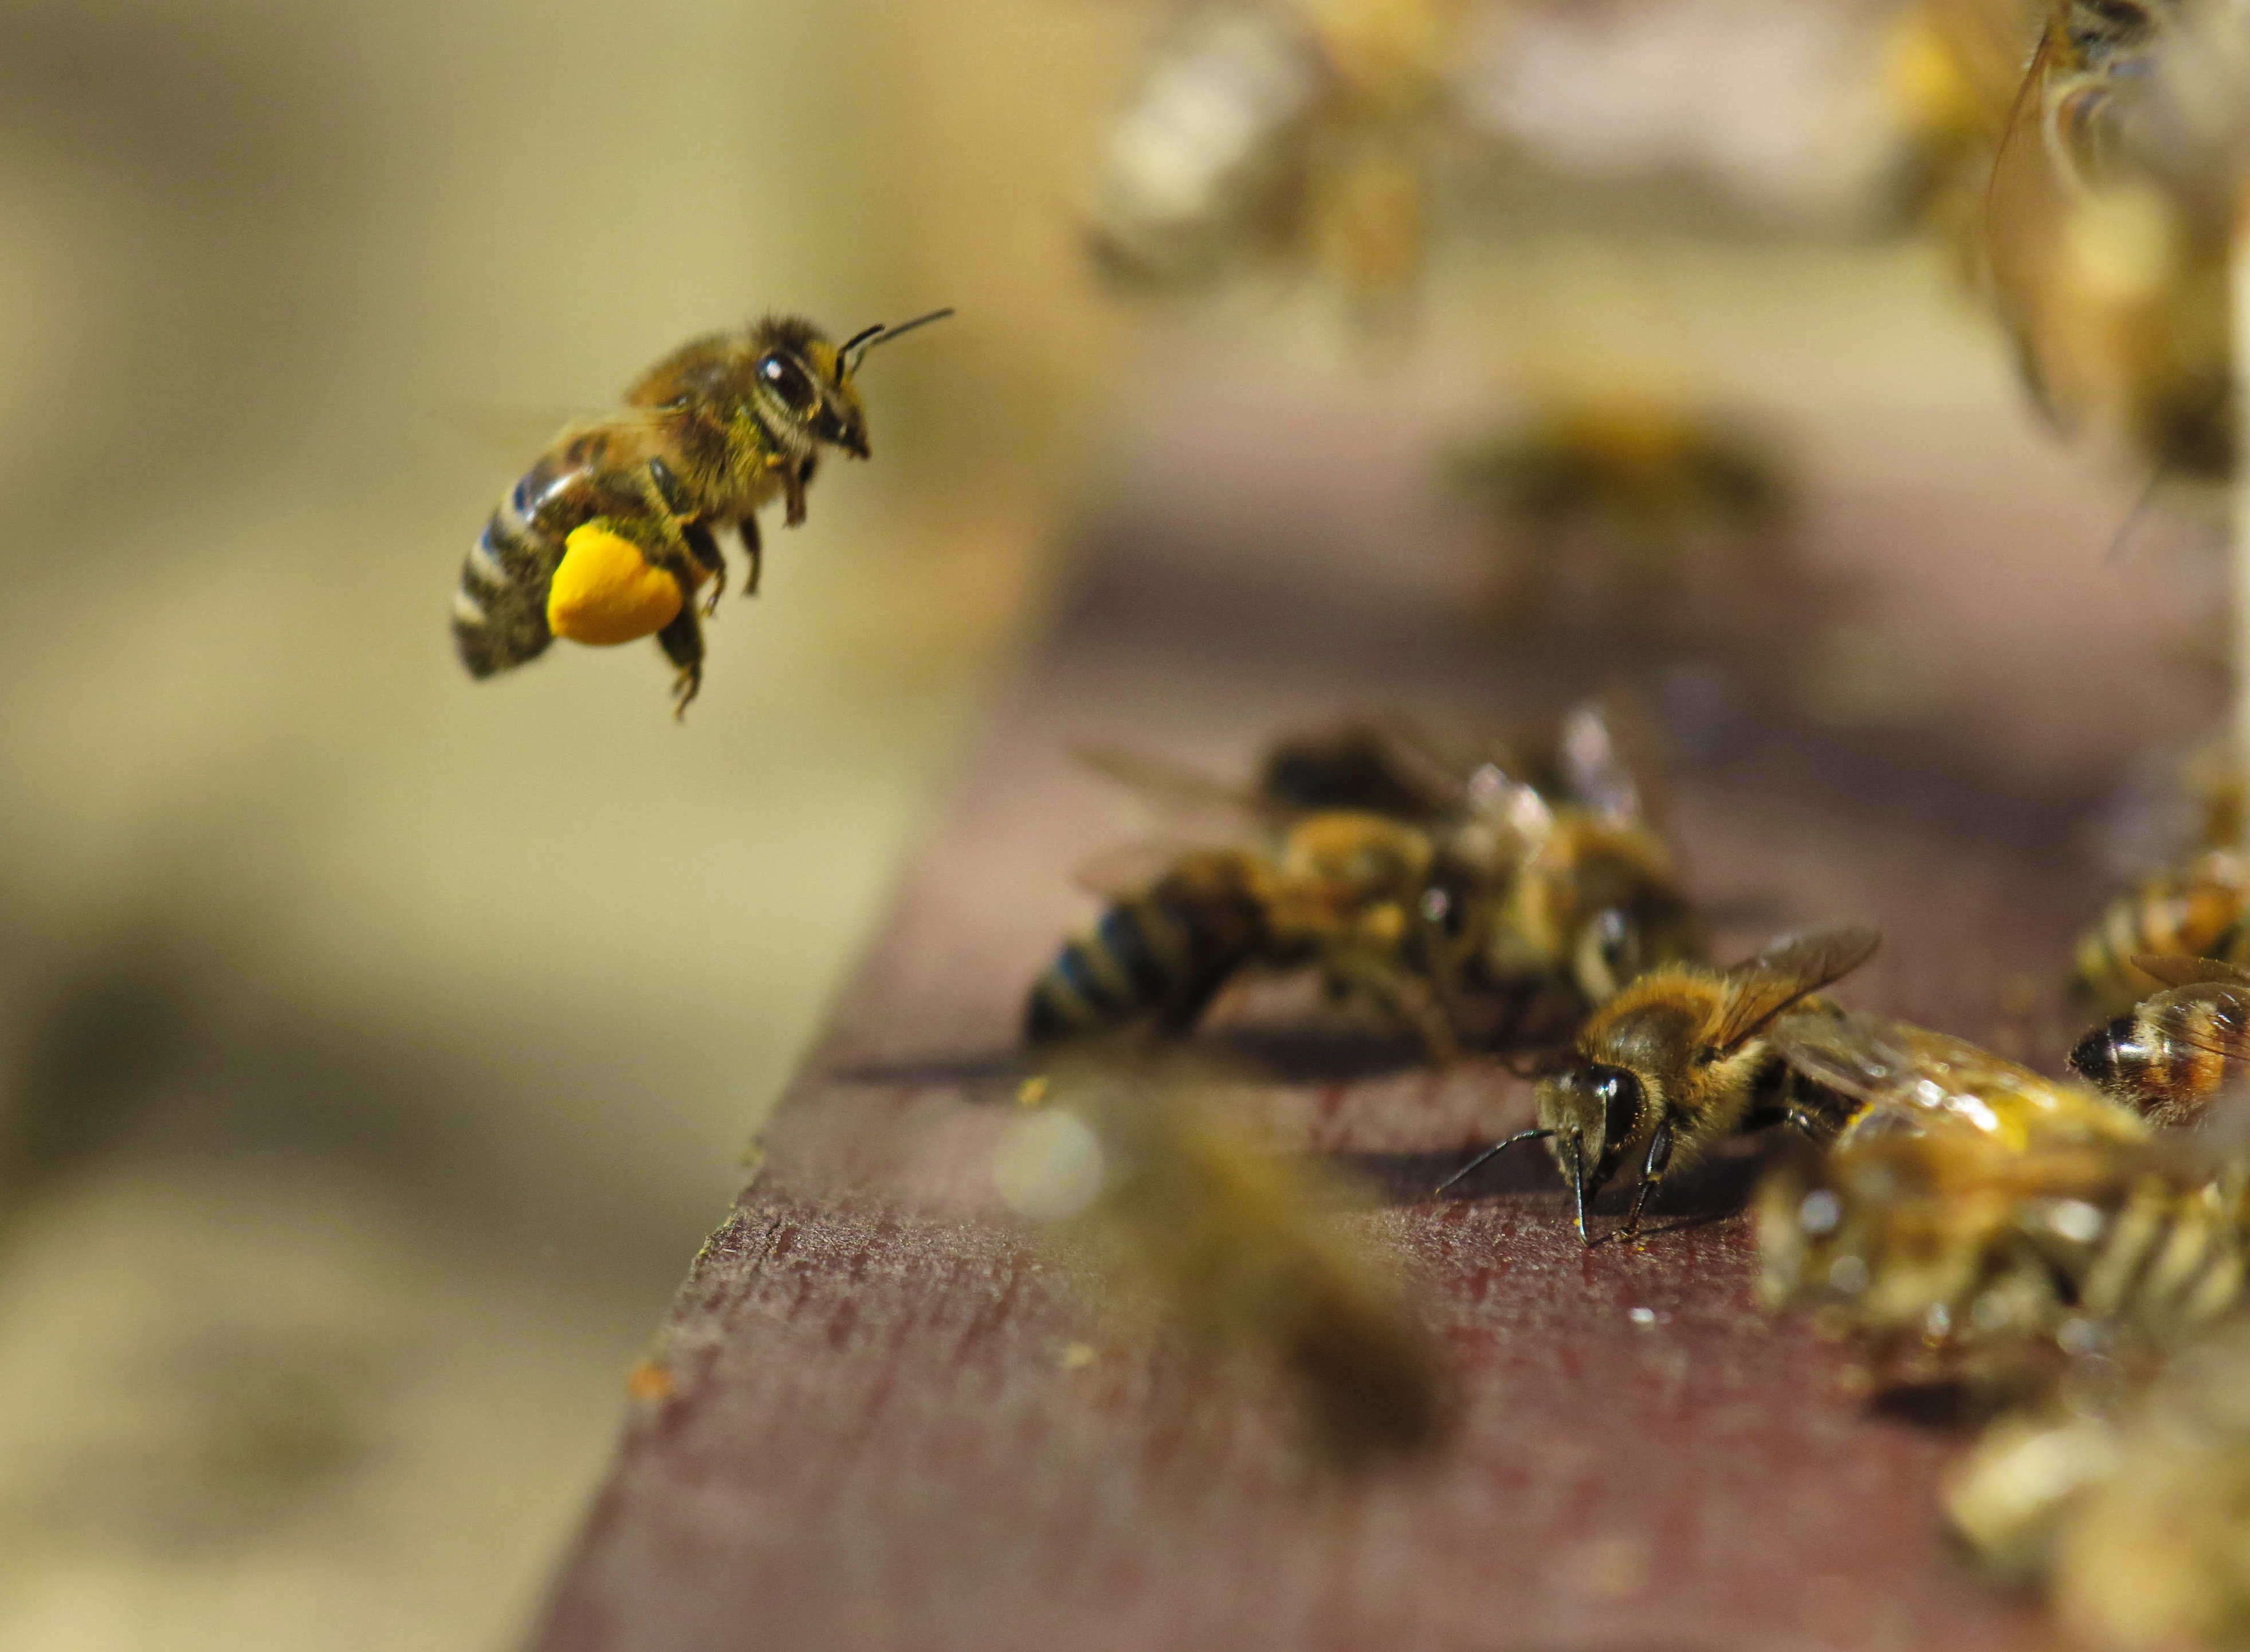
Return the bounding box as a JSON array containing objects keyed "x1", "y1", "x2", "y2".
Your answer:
[
  {"x1": 1439, "y1": 926, "x2": 1882, "y2": 1243},
  {"x1": 1086, "y1": 0, "x2": 1466, "y2": 312},
  {"x1": 996, "y1": 1058, "x2": 1442, "y2": 1469},
  {"x1": 451, "y1": 309, "x2": 950, "y2": 717},
  {"x1": 2071, "y1": 953, "x2": 2250, "y2": 1126}
]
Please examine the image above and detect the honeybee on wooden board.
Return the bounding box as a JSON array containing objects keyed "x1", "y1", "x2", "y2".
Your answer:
[
  {"x1": 995, "y1": 1061, "x2": 1443, "y2": 1469},
  {"x1": 1086, "y1": 0, "x2": 1469, "y2": 312},
  {"x1": 2071, "y1": 953, "x2": 2250, "y2": 1127},
  {"x1": 2070, "y1": 851, "x2": 2250, "y2": 1017},
  {"x1": 451, "y1": 309, "x2": 949, "y2": 717},
  {"x1": 1440, "y1": 925, "x2": 1882, "y2": 1243}
]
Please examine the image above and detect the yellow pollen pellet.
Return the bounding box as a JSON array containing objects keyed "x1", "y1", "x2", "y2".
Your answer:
[{"x1": 547, "y1": 524, "x2": 708, "y2": 646}]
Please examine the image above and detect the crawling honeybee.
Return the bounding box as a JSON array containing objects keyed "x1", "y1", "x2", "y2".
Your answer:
[
  {"x1": 1086, "y1": 0, "x2": 1466, "y2": 311},
  {"x1": 1440, "y1": 926, "x2": 1882, "y2": 1243},
  {"x1": 450, "y1": 309, "x2": 949, "y2": 716},
  {"x1": 1024, "y1": 810, "x2": 1474, "y2": 1058},
  {"x1": 2071, "y1": 954, "x2": 2250, "y2": 1125},
  {"x1": 1451, "y1": 397, "x2": 1796, "y2": 633},
  {"x1": 995, "y1": 1058, "x2": 1442, "y2": 1468},
  {"x1": 1040, "y1": 703, "x2": 1700, "y2": 1056}
]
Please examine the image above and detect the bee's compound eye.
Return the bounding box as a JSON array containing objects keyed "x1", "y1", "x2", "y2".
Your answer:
[
  {"x1": 756, "y1": 352, "x2": 820, "y2": 414},
  {"x1": 1590, "y1": 1066, "x2": 1642, "y2": 1149}
]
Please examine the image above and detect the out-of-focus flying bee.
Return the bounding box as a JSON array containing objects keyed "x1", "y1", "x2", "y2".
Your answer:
[
  {"x1": 1450, "y1": 397, "x2": 1796, "y2": 634},
  {"x1": 1440, "y1": 925, "x2": 1882, "y2": 1243},
  {"x1": 451, "y1": 309, "x2": 949, "y2": 717},
  {"x1": 1979, "y1": 0, "x2": 2241, "y2": 481},
  {"x1": 2069, "y1": 850, "x2": 2250, "y2": 1016},
  {"x1": 994, "y1": 1059, "x2": 1443, "y2": 1469},
  {"x1": 2071, "y1": 953, "x2": 2250, "y2": 1126},
  {"x1": 1086, "y1": 0, "x2": 1468, "y2": 311}
]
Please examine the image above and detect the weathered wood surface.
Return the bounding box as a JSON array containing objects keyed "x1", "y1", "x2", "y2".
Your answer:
[{"x1": 526, "y1": 440, "x2": 2185, "y2": 1650}]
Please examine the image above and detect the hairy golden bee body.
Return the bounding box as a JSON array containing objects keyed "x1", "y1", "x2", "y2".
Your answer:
[
  {"x1": 2072, "y1": 955, "x2": 2250, "y2": 1125},
  {"x1": 453, "y1": 311, "x2": 945, "y2": 716}
]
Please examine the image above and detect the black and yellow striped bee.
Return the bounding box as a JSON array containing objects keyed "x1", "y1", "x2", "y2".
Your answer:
[
  {"x1": 450, "y1": 309, "x2": 949, "y2": 717},
  {"x1": 2071, "y1": 953, "x2": 2250, "y2": 1127}
]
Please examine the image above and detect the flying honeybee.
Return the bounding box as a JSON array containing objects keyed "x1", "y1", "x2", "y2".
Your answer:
[
  {"x1": 1439, "y1": 926, "x2": 1882, "y2": 1243},
  {"x1": 995, "y1": 1058, "x2": 1443, "y2": 1469},
  {"x1": 450, "y1": 309, "x2": 950, "y2": 717},
  {"x1": 1086, "y1": 0, "x2": 1467, "y2": 311},
  {"x1": 2071, "y1": 953, "x2": 2250, "y2": 1126}
]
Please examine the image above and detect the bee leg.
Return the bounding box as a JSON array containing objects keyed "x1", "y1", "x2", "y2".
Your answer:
[
  {"x1": 1566, "y1": 1135, "x2": 1592, "y2": 1247},
  {"x1": 1334, "y1": 955, "x2": 1460, "y2": 1064},
  {"x1": 655, "y1": 601, "x2": 704, "y2": 720},
  {"x1": 1621, "y1": 1118, "x2": 1674, "y2": 1241},
  {"x1": 681, "y1": 521, "x2": 728, "y2": 617},
  {"x1": 782, "y1": 464, "x2": 809, "y2": 528},
  {"x1": 737, "y1": 513, "x2": 763, "y2": 598}
]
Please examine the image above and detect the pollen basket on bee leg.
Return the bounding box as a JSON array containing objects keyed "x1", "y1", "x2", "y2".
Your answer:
[{"x1": 546, "y1": 524, "x2": 710, "y2": 647}]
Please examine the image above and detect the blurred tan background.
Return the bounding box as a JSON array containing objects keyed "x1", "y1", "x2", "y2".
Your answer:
[{"x1": 0, "y1": 0, "x2": 2212, "y2": 1647}]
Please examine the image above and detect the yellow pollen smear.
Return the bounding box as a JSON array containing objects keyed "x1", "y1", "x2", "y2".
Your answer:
[{"x1": 547, "y1": 524, "x2": 708, "y2": 646}]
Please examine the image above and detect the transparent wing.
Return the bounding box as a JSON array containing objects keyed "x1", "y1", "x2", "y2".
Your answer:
[
  {"x1": 2128, "y1": 953, "x2": 2250, "y2": 992},
  {"x1": 1707, "y1": 924, "x2": 1882, "y2": 1053},
  {"x1": 1773, "y1": 1011, "x2": 2149, "y2": 1151},
  {"x1": 1073, "y1": 742, "x2": 1276, "y2": 829}
]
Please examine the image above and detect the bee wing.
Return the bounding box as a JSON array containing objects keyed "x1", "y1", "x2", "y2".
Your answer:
[
  {"x1": 1773, "y1": 1011, "x2": 2145, "y2": 1148},
  {"x1": 1071, "y1": 743, "x2": 1278, "y2": 829},
  {"x1": 2127, "y1": 953, "x2": 2250, "y2": 991},
  {"x1": 1553, "y1": 689, "x2": 1667, "y2": 828},
  {"x1": 1708, "y1": 924, "x2": 1882, "y2": 1053}
]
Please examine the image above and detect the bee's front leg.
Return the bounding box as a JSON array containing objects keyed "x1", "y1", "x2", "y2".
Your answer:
[
  {"x1": 681, "y1": 521, "x2": 728, "y2": 616},
  {"x1": 655, "y1": 599, "x2": 705, "y2": 720},
  {"x1": 782, "y1": 462, "x2": 809, "y2": 528},
  {"x1": 737, "y1": 513, "x2": 763, "y2": 598},
  {"x1": 1621, "y1": 1117, "x2": 1674, "y2": 1239}
]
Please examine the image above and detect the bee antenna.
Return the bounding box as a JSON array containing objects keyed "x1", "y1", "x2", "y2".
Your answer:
[
  {"x1": 1432, "y1": 1128, "x2": 1553, "y2": 1196},
  {"x1": 839, "y1": 307, "x2": 957, "y2": 380}
]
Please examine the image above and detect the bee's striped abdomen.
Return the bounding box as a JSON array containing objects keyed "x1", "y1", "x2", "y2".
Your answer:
[
  {"x1": 2035, "y1": 1175, "x2": 2250, "y2": 1337},
  {"x1": 1024, "y1": 860, "x2": 1267, "y2": 1043},
  {"x1": 2071, "y1": 983, "x2": 2250, "y2": 1127},
  {"x1": 452, "y1": 458, "x2": 580, "y2": 679}
]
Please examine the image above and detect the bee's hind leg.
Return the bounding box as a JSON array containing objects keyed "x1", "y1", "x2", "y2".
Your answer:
[
  {"x1": 682, "y1": 521, "x2": 728, "y2": 616},
  {"x1": 656, "y1": 601, "x2": 704, "y2": 720}
]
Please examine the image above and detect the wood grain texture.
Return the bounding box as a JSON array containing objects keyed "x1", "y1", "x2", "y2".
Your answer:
[{"x1": 524, "y1": 465, "x2": 2175, "y2": 1651}]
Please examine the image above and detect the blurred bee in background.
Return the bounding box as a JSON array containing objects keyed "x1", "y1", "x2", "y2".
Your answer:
[
  {"x1": 1879, "y1": 0, "x2": 2043, "y2": 253},
  {"x1": 1976, "y1": 0, "x2": 2240, "y2": 484},
  {"x1": 1442, "y1": 925, "x2": 1880, "y2": 1243},
  {"x1": 1086, "y1": 0, "x2": 1472, "y2": 313},
  {"x1": 1943, "y1": 1316, "x2": 2250, "y2": 1650},
  {"x1": 994, "y1": 1058, "x2": 1443, "y2": 1469},
  {"x1": 1033, "y1": 697, "x2": 1700, "y2": 1058},
  {"x1": 2071, "y1": 953, "x2": 2250, "y2": 1125},
  {"x1": 1448, "y1": 396, "x2": 1798, "y2": 637},
  {"x1": 451, "y1": 309, "x2": 950, "y2": 716}
]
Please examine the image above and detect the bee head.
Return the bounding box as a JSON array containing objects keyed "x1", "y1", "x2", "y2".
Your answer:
[
  {"x1": 1534, "y1": 1061, "x2": 1647, "y2": 1210},
  {"x1": 747, "y1": 326, "x2": 873, "y2": 461}
]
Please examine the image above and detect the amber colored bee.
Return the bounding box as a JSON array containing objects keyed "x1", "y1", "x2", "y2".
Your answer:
[
  {"x1": 1980, "y1": 0, "x2": 2238, "y2": 481},
  {"x1": 1086, "y1": 0, "x2": 1465, "y2": 311},
  {"x1": 2069, "y1": 850, "x2": 2250, "y2": 1017},
  {"x1": 450, "y1": 309, "x2": 949, "y2": 717},
  {"x1": 2071, "y1": 953, "x2": 2250, "y2": 1125},
  {"x1": 995, "y1": 1060, "x2": 1442, "y2": 1469},
  {"x1": 1440, "y1": 926, "x2": 1882, "y2": 1243}
]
